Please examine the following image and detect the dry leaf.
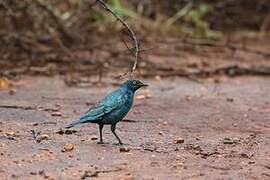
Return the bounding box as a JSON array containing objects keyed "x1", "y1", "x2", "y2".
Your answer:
[
  {"x1": 0, "y1": 77, "x2": 12, "y2": 90},
  {"x1": 51, "y1": 111, "x2": 62, "y2": 117},
  {"x1": 90, "y1": 136, "x2": 98, "y2": 140}
]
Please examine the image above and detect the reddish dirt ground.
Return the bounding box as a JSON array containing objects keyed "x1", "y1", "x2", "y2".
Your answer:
[{"x1": 0, "y1": 76, "x2": 270, "y2": 179}]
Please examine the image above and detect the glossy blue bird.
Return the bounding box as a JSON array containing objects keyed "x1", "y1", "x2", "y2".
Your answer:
[{"x1": 65, "y1": 79, "x2": 148, "y2": 145}]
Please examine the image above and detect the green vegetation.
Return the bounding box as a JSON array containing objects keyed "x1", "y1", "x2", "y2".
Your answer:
[
  {"x1": 0, "y1": 0, "x2": 267, "y2": 47},
  {"x1": 181, "y1": 3, "x2": 223, "y2": 39},
  {"x1": 108, "y1": 0, "x2": 137, "y2": 18},
  {"x1": 96, "y1": 1, "x2": 222, "y2": 39}
]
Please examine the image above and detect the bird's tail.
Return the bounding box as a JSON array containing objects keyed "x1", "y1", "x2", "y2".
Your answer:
[{"x1": 65, "y1": 120, "x2": 81, "y2": 129}]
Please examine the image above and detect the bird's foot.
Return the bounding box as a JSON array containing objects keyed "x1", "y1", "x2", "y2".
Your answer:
[
  {"x1": 97, "y1": 141, "x2": 104, "y2": 144},
  {"x1": 113, "y1": 142, "x2": 124, "y2": 146}
]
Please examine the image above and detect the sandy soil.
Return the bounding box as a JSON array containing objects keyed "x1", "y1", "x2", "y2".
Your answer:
[{"x1": 0, "y1": 76, "x2": 270, "y2": 180}]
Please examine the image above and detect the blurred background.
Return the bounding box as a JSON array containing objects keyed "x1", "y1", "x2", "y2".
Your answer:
[
  {"x1": 0, "y1": 0, "x2": 269, "y2": 85},
  {"x1": 1, "y1": 2, "x2": 270, "y2": 178}
]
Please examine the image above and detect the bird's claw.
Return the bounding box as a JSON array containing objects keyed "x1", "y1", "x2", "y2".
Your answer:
[{"x1": 97, "y1": 141, "x2": 104, "y2": 144}]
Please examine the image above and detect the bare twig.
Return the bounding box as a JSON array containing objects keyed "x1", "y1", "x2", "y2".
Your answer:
[
  {"x1": 0, "y1": 105, "x2": 36, "y2": 110},
  {"x1": 81, "y1": 167, "x2": 122, "y2": 179},
  {"x1": 120, "y1": 37, "x2": 157, "y2": 54},
  {"x1": 54, "y1": 35, "x2": 74, "y2": 57},
  {"x1": 30, "y1": 130, "x2": 41, "y2": 139},
  {"x1": 166, "y1": 1, "x2": 193, "y2": 26},
  {"x1": 120, "y1": 36, "x2": 133, "y2": 55},
  {"x1": 96, "y1": 0, "x2": 139, "y2": 72},
  {"x1": 0, "y1": 104, "x2": 60, "y2": 112},
  {"x1": 122, "y1": 119, "x2": 137, "y2": 123}
]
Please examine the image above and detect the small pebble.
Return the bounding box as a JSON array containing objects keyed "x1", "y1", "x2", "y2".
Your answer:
[
  {"x1": 36, "y1": 134, "x2": 49, "y2": 143},
  {"x1": 226, "y1": 98, "x2": 234, "y2": 102},
  {"x1": 155, "y1": 75, "x2": 161, "y2": 81},
  {"x1": 158, "y1": 131, "x2": 164, "y2": 136},
  {"x1": 9, "y1": 89, "x2": 16, "y2": 95},
  {"x1": 62, "y1": 143, "x2": 74, "y2": 152},
  {"x1": 185, "y1": 95, "x2": 192, "y2": 101},
  {"x1": 173, "y1": 138, "x2": 185, "y2": 144},
  {"x1": 119, "y1": 147, "x2": 130, "y2": 153}
]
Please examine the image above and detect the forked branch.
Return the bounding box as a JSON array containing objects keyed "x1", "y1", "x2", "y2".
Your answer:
[{"x1": 95, "y1": 0, "x2": 139, "y2": 72}]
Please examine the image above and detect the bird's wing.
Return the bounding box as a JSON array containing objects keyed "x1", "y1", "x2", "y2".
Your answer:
[{"x1": 78, "y1": 90, "x2": 126, "y2": 123}]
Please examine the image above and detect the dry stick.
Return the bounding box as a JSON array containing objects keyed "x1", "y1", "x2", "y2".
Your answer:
[
  {"x1": 96, "y1": 0, "x2": 139, "y2": 72},
  {"x1": 120, "y1": 36, "x2": 157, "y2": 54},
  {"x1": 120, "y1": 36, "x2": 134, "y2": 56},
  {"x1": 0, "y1": 105, "x2": 36, "y2": 110}
]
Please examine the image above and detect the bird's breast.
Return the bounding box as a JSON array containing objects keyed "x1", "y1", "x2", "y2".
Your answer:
[{"x1": 102, "y1": 93, "x2": 134, "y2": 124}]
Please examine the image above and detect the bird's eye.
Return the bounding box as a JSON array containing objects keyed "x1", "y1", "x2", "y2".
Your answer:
[{"x1": 133, "y1": 81, "x2": 137, "y2": 85}]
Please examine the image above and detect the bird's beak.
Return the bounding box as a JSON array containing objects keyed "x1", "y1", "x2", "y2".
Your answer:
[{"x1": 139, "y1": 82, "x2": 148, "y2": 88}]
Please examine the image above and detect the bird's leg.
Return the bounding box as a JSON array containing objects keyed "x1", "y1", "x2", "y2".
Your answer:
[
  {"x1": 111, "y1": 124, "x2": 123, "y2": 145},
  {"x1": 98, "y1": 124, "x2": 104, "y2": 144}
]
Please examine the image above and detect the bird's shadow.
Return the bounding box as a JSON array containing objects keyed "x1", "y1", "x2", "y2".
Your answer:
[{"x1": 96, "y1": 142, "x2": 130, "y2": 147}]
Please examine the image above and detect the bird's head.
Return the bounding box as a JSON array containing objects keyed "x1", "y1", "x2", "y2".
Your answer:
[{"x1": 123, "y1": 79, "x2": 148, "y2": 92}]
